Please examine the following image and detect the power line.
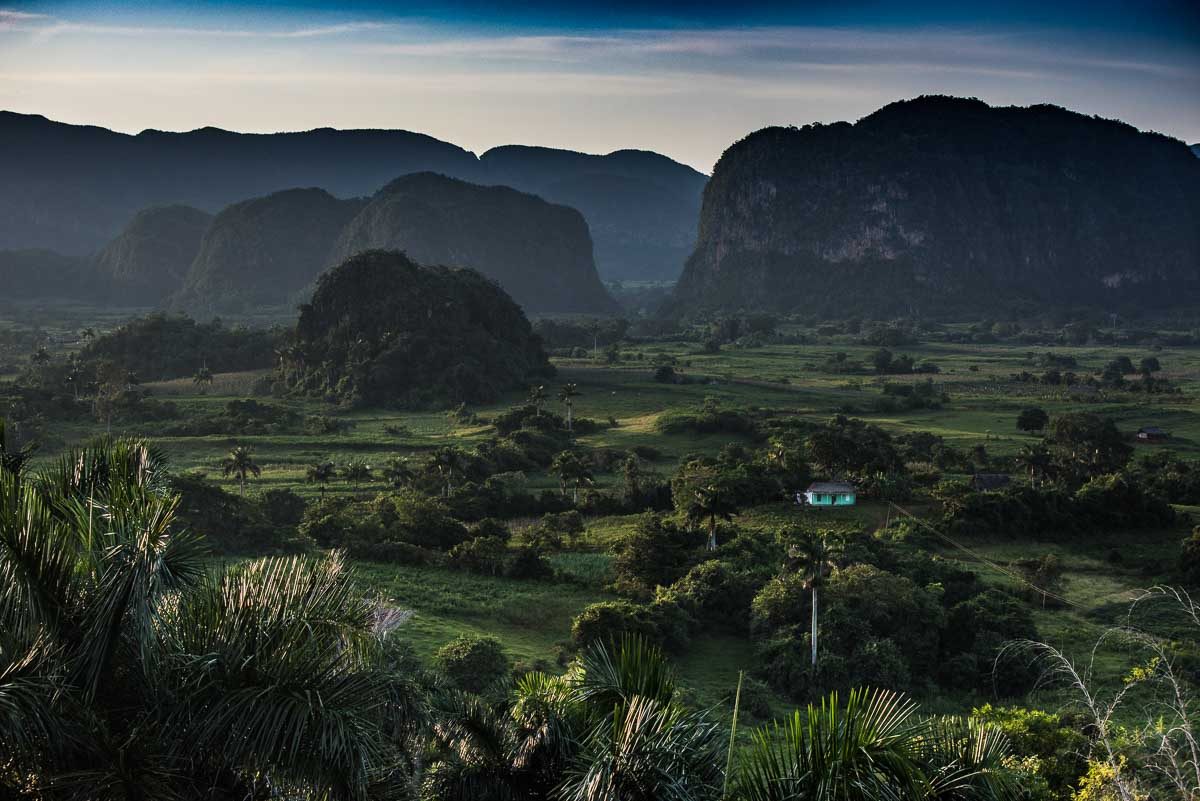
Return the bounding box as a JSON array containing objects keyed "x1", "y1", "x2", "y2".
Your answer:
[{"x1": 887, "y1": 501, "x2": 1089, "y2": 611}]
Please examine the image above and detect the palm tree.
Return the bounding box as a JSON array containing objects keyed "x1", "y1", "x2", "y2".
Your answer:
[
  {"x1": 551, "y1": 451, "x2": 594, "y2": 504},
  {"x1": 0, "y1": 434, "x2": 414, "y2": 798},
  {"x1": 383, "y1": 456, "x2": 415, "y2": 488},
  {"x1": 734, "y1": 688, "x2": 1018, "y2": 801},
  {"x1": 787, "y1": 528, "x2": 838, "y2": 668},
  {"x1": 192, "y1": 365, "x2": 214, "y2": 394},
  {"x1": 430, "y1": 446, "x2": 465, "y2": 498},
  {"x1": 306, "y1": 460, "x2": 336, "y2": 495},
  {"x1": 558, "y1": 383, "x2": 581, "y2": 432},
  {"x1": 527, "y1": 384, "x2": 547, "y2": 416},
  {"x1": 64, "y1": 355, "x2": 83, "y2": 400},
  {"x1": 1015, "y1": 443, "x2": 1053, "y2": 488},
  {"x1": 222, "y1": 445, "x2": 261, "y2": 493},
  {"x1": 30, "y1": 346, "x2": 50, "y2": 366},
  {"x1": 344, "y1": 459, "x2": 372, "y2": 490},
  {"x1": 692, "y1": 483, "x2": 736, "y2": 551}
]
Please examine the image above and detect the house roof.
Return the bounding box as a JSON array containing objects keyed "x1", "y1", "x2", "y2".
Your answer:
[
  {"x1": 1138, "y1": 426, "x2": 1169, "y2": 435},
  {"x1": 807, "y1": 481, "x2": 855, "y2": 494}
]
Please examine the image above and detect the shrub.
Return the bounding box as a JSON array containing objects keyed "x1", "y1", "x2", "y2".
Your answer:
[
  {"x1": 448, "y1": 536, "x2": 508, "y2": 575},
  {"x1": 611, "y1": 514, "x2": 702, "y2": 594},
  {"x1": 654, "y1": 365, "x2": 677, "y2": 383},
  {"x1": 382, "y1": 490, "x2": 471, "y2": 551},
  {"x1": 571, "y1": 600, "x2": 660, "y2": 648},
  {"x1": 434, "y1": 636, "x2": 511, "y2": 695},
  {"x1": 260, "y1": 488, "x2": 306, "y2": 529},
  {"x1": 507, "y1": 546, "x2": 553, "y2": 580}
]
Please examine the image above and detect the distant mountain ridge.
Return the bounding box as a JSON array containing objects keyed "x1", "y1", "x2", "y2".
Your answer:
[
  {"x1": 0, "y1": 111, "x2": 705, "y2": 281},
  {"x1": 479, "y1": 146, "x2": 706, "y2": 281},
  {"x1": 670, "y1": 96, "x2": 1200, "y2": 317}
]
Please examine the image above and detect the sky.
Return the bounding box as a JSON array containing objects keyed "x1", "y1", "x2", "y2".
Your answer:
[{"x1": 1, "y1": 1, "x2": 1197, "y2": 172}]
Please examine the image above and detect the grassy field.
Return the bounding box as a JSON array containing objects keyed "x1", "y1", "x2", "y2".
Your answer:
[{"x1": 6, "y1": 315, "x2": 1199, "y2": 714}]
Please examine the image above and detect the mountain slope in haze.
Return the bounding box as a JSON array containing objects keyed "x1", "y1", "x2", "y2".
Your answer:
[
  {"x1": 1192, "y1": 143, "x2": 1199, "y2": 158},
  {"x1": 331, "y1": 173, "x2": 619, "y2": 314},
  {"x1": 671, "y1": 96, "x2": 1200, "y2": 317},
  {"x1": 0, "y1": 112, "x2": 478, "y2": 257},
  {"x1": 480, "y1": 146, "x2": 707, "y2": 281},
  {"x1": 174, "y1": 189, "x2": 366, "y2": 314},
  {"x1": 0, "y1": 249, "x2": 90, "y2": 301},
  {"x1": 93, "y1": 205, "x2": 213, "y2": 305},
  {"x1": 0, "y1": 111, "x2": 705, "y2": 282}
]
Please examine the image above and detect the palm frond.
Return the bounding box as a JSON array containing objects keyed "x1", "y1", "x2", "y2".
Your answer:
[
  {"x1": 920, "y1": 716, "x2": 1019, "y2": 801},
  {"x1": 557, "y1": 694, "x2": 725, "y2": 801},
  {"x1": 157, "y1": 553, "x2": 397, "y2": 801},
  {"x1": 734, "y1": 688, "x2": 926, "y2": 801},
  {"x1": 572, "y1": 634, "x2": 677, "y2": 712}
]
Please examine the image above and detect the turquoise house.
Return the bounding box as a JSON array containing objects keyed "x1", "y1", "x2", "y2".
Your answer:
[{"x1": 802, "y1": 481, "x2": 857, "y2": 507}]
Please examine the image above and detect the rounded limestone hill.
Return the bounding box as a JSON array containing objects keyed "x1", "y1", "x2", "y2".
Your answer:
[
  {"x1": 173, "y1": 188, "x2": 365, "y2": 314},
  {"x1": 93, "y1": 204, "x2": 212, "y2": 306},
  {"x1": 285, "y1": 249, "x2": 555, "y2": 409},
  {"x1": 330, "y1": 172, "x2": 619, "y2": 315}
]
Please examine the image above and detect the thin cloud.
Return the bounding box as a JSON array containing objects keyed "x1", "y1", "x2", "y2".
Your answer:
[
  {"x1": 23, "y1": 17, "x2": 392, "y2": 42},
  {"x1": 352, "y1": 25, "x2": 1190, "y2": 81}
]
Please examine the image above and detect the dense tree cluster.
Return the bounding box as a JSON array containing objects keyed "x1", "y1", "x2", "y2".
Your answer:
[{"x1": 79, "y1": 313, "x2": 280, "y2": 380}]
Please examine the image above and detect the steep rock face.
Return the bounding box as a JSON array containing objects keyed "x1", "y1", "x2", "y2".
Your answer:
[
  {"x1": 174, "y1": 189, "x2": 365, "y2": 313},
  {"x1": 332, "y1": 173, "x2": 618, "y2": 314},
  {"x1": 671, "y1": 97, "x2": 1200, "y2": 317},
  {"x1": 93, "y1": 205, "x2": 212, "y2": 305},
  {"x1": 480, "y1": 146, "x2": 707, "y2": 281},
  {"x1": 287, "y1": 249, "x2": 553, "y2": 408}
]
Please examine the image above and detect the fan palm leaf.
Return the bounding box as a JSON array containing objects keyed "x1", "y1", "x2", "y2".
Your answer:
[
  {"x1": 557, "y1": 693, "x2": 725, "y2": 801},
  {"x1": 734, "y1": 688, "x2": 926, "y2": 801}
]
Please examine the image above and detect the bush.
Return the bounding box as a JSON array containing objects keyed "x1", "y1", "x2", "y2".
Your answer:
[
  {"x1": 260, "y1": 488, "x2": 306, "y2": 529},
  {"x1": 448, "y1": 536, "x2": 508, "y2": 575},
  {"x1": 655, "y1": 402, "x2": 759, "y2": 437},
  {"x1": 507, "y1": 546, "x2": 554, "y2": 580},
  {"x1": 571, "y1": 600, "x2": 660, "y2": 648},
  {"x1": 381, "y1": 490, "x2": 471, "y2": 551},
  {"x1": 656, "y1": 560, "x2": 760, "y2": 630},
  {"x1": 611, "y1": 514, "x2": 702, "y2": 594},
  {"x1": 434, "y1": 636, "x2": 511, "y2": 695}
]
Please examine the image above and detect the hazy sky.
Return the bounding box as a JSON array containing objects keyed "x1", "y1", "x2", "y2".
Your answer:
[{"x1": 1, "y1": 1, "x2": 1197, "y2": 171}]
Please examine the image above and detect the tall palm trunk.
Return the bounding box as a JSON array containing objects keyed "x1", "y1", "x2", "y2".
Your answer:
[
  {"x1": 707, "y1": 515, "x2": 717, "y2": 551},
  {"x1": 811, "y1": 586, "x2": 819, "y2": 668}
]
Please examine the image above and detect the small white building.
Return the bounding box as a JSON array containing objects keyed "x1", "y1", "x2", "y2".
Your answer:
[{"x1": 800, "y1": 481, "x2": 857, "y2": 507}]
